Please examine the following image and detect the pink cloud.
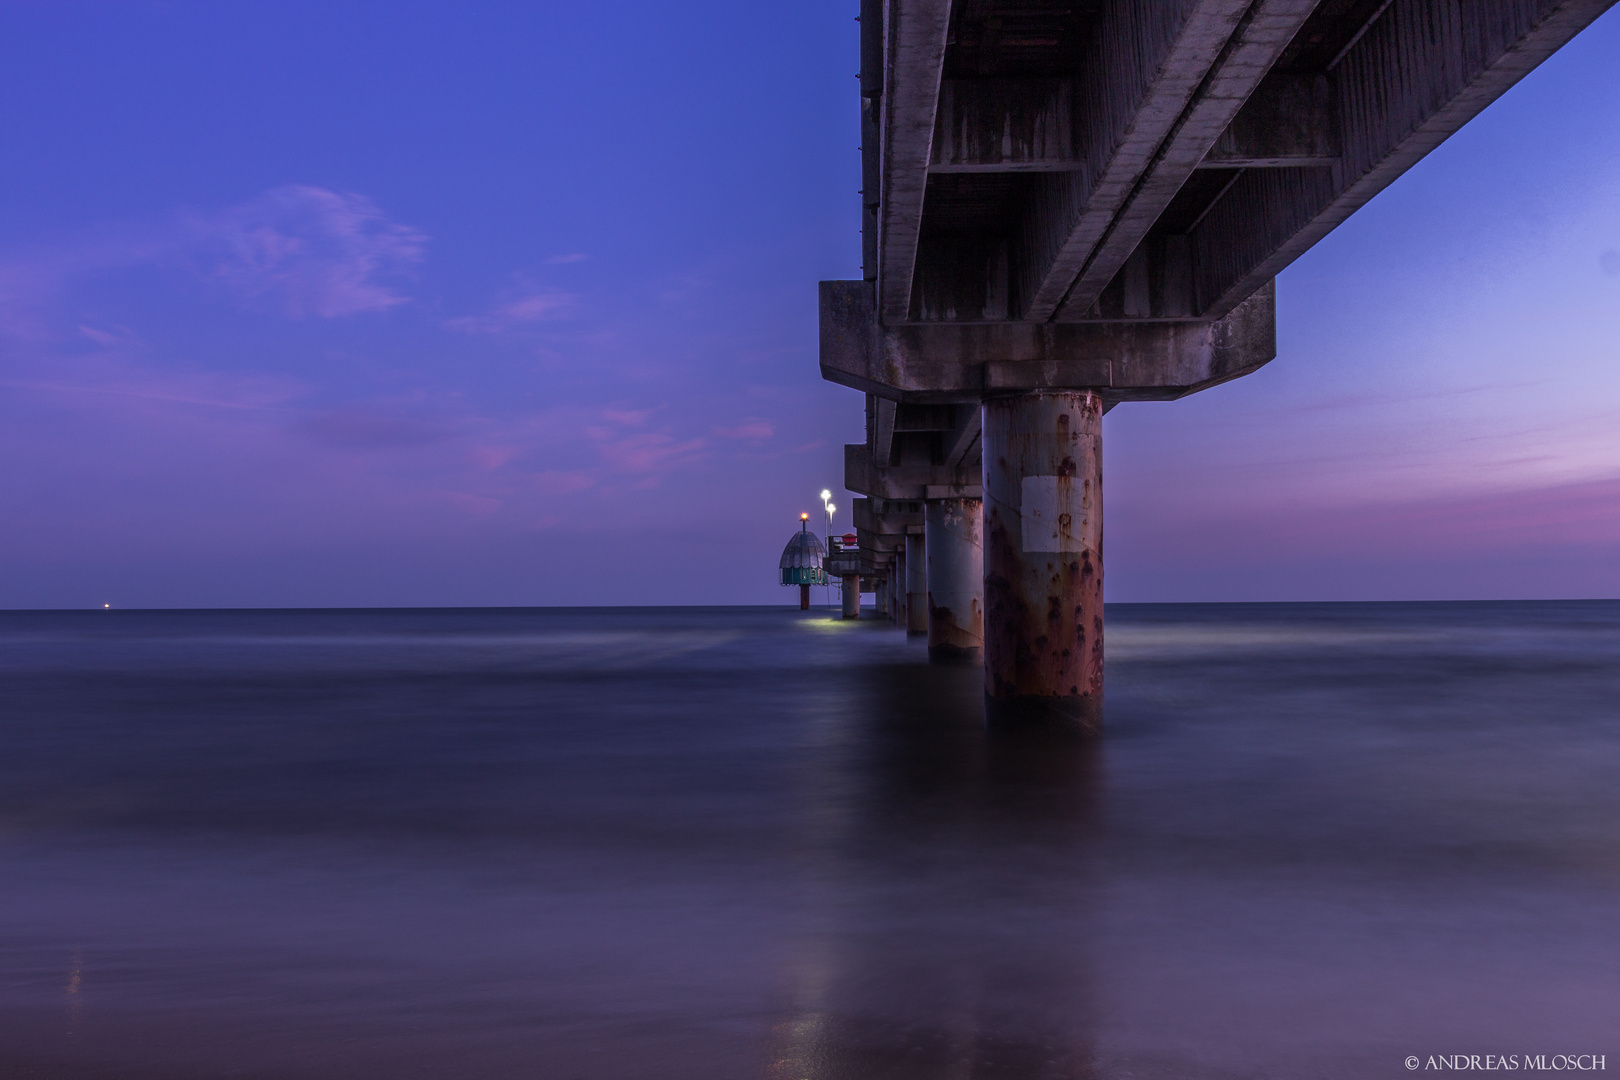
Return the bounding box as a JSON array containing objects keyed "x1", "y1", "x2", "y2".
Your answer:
[
  {"x1": 468, "y1": 445, "x2": 519, "y2": 470},
  {"x1": 714, "y1": 418, "x2": 774, "y2": 440},
  {"x1": 189, "y1": 186, "x2": 425, "y2": 317},
  {"x1": 433, "y1": 491, "x2": 502, "y2": 516},
  {"x1": 77, "y1": 324, "x2": 141, "y2": 349},
  {"x1": 600, "y1": 406, "x2": 655, "y2": 427},
  {"x1": 445, "y1": 290, "x2": 575, "y2": 334},
  {"x1": 294, "y1": 410, "x2": 451, "y2": 450},
  {"x1": 590, "y1": 428, "x2": 707, "y2": 472},
  {"x1": 529, "y1": 470, "x2": 595, "y2": 496}
]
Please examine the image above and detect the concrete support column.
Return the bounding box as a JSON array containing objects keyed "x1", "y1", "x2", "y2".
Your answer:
[
  {"x1": 924, "y1": 498, "x2": 984, "y2": 664},
  {"x1": 904, "y1": 533, "x2": 927, "y2": 635},
  {"x1": 895, "y1": 552, "x2": 907, "y2": 626},
  {"x1": 982, "y1": 391, "x2": 1104, "y2": 731},
  {"x1": 799, "y1": 584, "x2": 810, "y2": 610},
  {"x1": 840, "y1": 575, "x2": 861, "y2": 619}
]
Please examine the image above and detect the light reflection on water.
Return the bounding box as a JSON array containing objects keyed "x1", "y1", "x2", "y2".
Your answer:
[{"x1": 0, "y1": 603, "x2": 1617, "y2": 1078}]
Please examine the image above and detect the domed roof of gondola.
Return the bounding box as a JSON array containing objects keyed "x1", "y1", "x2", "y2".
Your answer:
[{"x1": 779, "y1": 528, "x2": 826, "y2": 570}]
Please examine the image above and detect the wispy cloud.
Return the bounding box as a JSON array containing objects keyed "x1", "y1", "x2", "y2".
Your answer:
[
  {"x1": 187, "y1": 185, "x2": 425, "y2": 317},
  {"x1": 0, "y1": 185, "x2": 426, "y2": 340},
  {"x1": 546, "y1": 252, "x2": 588, "y2": 265},
  {"x1": 294, "y1": 410, "x2": 452, "y2": 450},
  {"x1": 582, "y1": 406, "x2": 706, "y2": 473},
  {"x1": 713, "y1": 418, "x2": 774, "y2": 440},
  {"x1": 444, "y1": 289, "x2": 575, "y2": 334}
]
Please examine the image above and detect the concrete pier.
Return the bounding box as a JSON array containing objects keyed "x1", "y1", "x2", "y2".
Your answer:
[
  {"x1": 982, "y1": 392, "x2": 1103, "y2": 731},
  {"x1": 904, "y1": 533, "x2": 927, "y2": 635},
  {"x1": 841, "y1": 575, "x2": 861, "y2": 619},
  {"x1": 924, "y1": 498, "x2": 983, "y2": 664},
  {"x1": 816, "y1": 0, "x2": 1611, "y2": 734},
  {"x1": 895, "y1": 550, "x2": 907, "y2": 626}
]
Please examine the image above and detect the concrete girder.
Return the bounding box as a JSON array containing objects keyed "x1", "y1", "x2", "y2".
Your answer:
[
  {"x1": 1017, "y1": 0, "x2": 1315, "y2": 322},
  {"x1": 853, "y1": 496, "x2": 925, "y2": 537},
  {"x1": 1044, "y1": 0, "x2": 1325, "y2": 321},
  {"x1": 822, "y1": 278, "x2": 1275, "y2": 402},
  {"x1": 877, "y1": 0, "x2": 953, "y2": 322},
  {"x1": 928, "y1": 78, "x2": 1081, "y2": 174},
  {"x1": 1196, "y1": 0, "x2": 1618, "y2": 319},
  {"x1": 847, "y1": 444, "x2": 981, "y2": 501},
  {"x1": 1198, "y1": 71, "x2": 1341, "y2": 168},
  {"x1": 856, "y1": 0, "x2": 1614, "y2": 330}
]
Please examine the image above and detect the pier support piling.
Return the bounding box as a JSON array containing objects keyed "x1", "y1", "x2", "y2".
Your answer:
[
  {"x1": 841, "y1": 575, "x2": 861, "y2": 619},
  {"x1": 982, "y1": 391, "x2": 1104, "y2": 732},
  {"x1": 905, "y1": 533, "x2": 927, "y2": 635},
  {"x1": 925, "y1": 498, "x2": 984, "y2": 664}
]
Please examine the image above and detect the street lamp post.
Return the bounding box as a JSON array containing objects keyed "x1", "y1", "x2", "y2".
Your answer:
[{"x1": 820, "y1": 489, "x2": 836, "y2": 609}]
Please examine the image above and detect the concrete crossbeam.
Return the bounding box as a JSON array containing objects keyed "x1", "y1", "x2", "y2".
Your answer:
[
  {"x1": 847, "y1": 445, "x2": 981, "y2": 500},
  {"x1": 822, "y1": 278, "x2": 1275, "y2": 401}
]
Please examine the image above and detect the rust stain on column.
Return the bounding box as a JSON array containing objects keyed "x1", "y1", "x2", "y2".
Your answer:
[{"x1": 982, "y1": 391, "x2": 1104, "y2": 732}]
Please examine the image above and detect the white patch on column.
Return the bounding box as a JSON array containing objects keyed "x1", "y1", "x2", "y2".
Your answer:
[{"x1": 1021, "y1": 475, "x2": 1088, "y2": 553}]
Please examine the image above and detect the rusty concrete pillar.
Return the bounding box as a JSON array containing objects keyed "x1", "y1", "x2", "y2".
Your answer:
[
  {"x1": 904, "y1": 533, "x2": 927, "y2": 635},
  {"x1": 982, "y1": 391, "x2": 1104, "y2": 732},
  {"x1": 925, "y1": 498, "x2": 983, "y2": 664},
  {"x1": 840, "y1": 575, "x2": 861, "y2": 619},
  {"x1": 894, "y1": 551, "x2": 906, "y2": 626}
]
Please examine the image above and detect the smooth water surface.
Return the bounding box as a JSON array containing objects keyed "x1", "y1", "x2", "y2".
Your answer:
[{"x1": 1, "y1": 603, "x2": 1617, "y2": 1078}]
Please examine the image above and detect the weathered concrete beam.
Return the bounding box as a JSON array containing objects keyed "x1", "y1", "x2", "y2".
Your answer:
[
  {"x1": 928, "y1": 78, "x2": 1081, "y2": 173},
  {"x1": 1196, "y1": 0, "x2": 1615, "y2": 319},
  {"x1": 847, "y1": 444, "x2": 981, "y2": 500},
  {"x1": 865, "y1": 394, "x2": 898, "y2": 467},
  {"x1": 941, "y1": 407, "x2": 982, "y2": 469},
  {"x1": 1199, "y1": 71, "x2": 1340, "y2": 167},
  {"x1": 854, "y1": 497, "x2": 925, "y2": 536},
  {"x1": 859, "y1": 0, "x2": 882, "y2": 279},
  {"x1": 878, "y1": 0, "x2": 953, "y2": 322},
  {"x1": 1049, "y1": 0, "x2": 1323, "y2": 320},
  {"x1": 1018, "y1": 0, "x2": 1260, "y2": 322},
  {"x1": 858, "y1": 526, "x2": 905, "y2": 556},
  {"x1": 821, "y1": 277, "x2": 1275, "y2": 401}
]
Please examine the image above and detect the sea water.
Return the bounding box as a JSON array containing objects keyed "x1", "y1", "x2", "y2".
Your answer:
[{"x1": 0, "y1": 602, "x2": 1617, "y2": 1078}]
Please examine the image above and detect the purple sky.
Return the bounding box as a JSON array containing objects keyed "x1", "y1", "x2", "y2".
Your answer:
[{"x1": 2, "y1": 2, "x2": 1618, "y2": 608}]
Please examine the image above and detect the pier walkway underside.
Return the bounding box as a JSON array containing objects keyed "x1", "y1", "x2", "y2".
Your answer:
[{"x1": 822, "y1": 0, "x2": 1615, "y2": 728}]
